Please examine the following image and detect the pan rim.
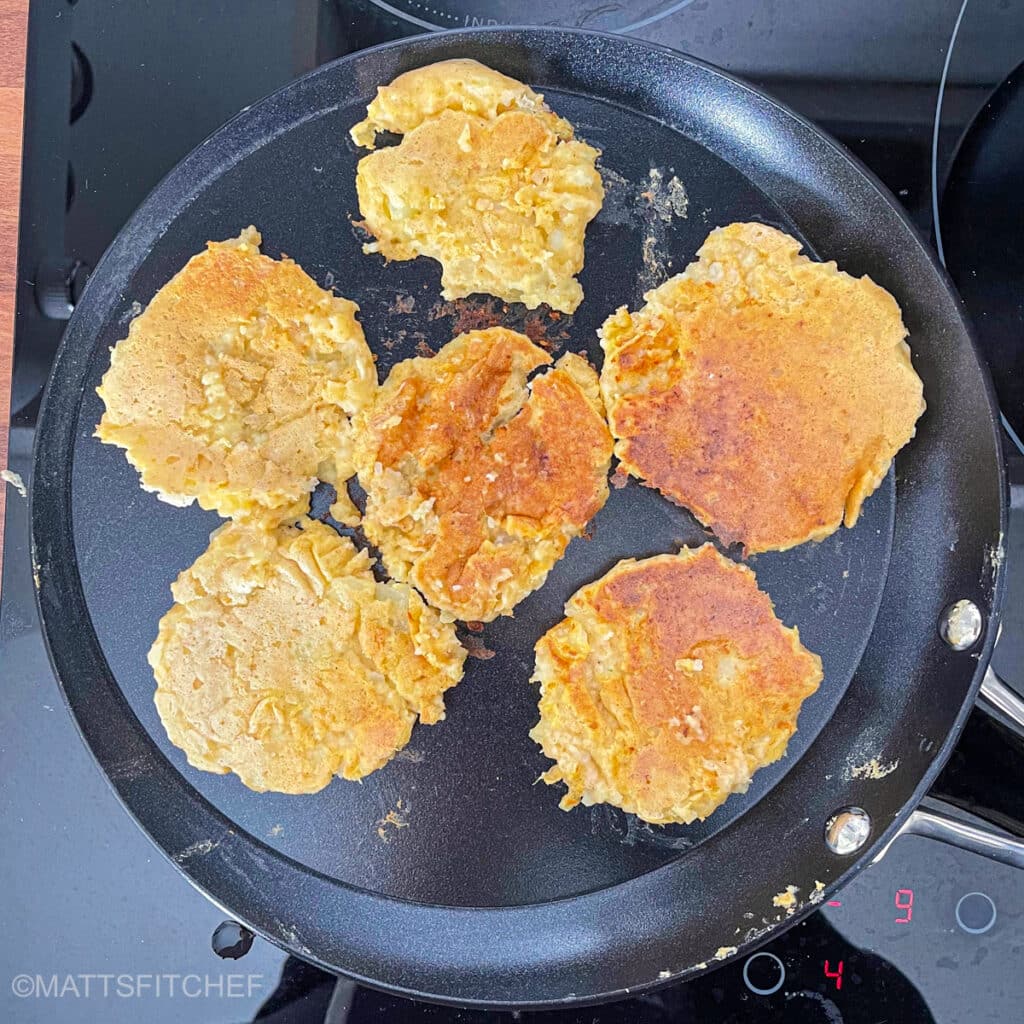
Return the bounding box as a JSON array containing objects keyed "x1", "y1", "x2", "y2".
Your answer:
[{"x1": 30, "y1": 25, "x2": 1007, "y2": 1008}]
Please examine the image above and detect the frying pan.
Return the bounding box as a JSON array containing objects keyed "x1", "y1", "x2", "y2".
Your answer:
[{"x1": 30, "y1": 26, "x2": 1014, "y2": 1008}]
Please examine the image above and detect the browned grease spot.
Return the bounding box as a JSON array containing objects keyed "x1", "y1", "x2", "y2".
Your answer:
[{"x1": 428, "y1": 297, "x2": 571, "y2": 351}]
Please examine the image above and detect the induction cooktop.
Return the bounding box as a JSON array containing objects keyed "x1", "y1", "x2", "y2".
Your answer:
[{"x1": 3, "y1": 2, "x2": 1023, "y2": 1022}]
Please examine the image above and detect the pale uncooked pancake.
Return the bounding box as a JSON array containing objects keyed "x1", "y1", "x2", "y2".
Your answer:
[
  {"x1": 149, "y1": 518, "x2": 466, "y2": 793},
  {"x1": 353, "y1": 327, "x2": 613, "y2": 622},
  {"x1": 351, "y1": 59, "x2": 604, "y2": 313},
  {"x1": 600, "y1": 222, "x2": 926, "y2": 552},
  {"x1": 530, "y1": 544, "x2": 823, "y2": 825},
  {"x1": 96, "y1": 227, "x2": 376, "y2": 522}
]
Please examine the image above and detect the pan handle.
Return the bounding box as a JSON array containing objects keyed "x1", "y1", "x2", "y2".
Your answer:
[
  {"x1": 977, "y1": 666, "x2": 1024, "y2": 735},
  {"x1": 876, "y1": 804, "x2": 1024, "y2": 871},
  {"x1": 871, "y1": 670, "x2": 1024, "y2": 871}
]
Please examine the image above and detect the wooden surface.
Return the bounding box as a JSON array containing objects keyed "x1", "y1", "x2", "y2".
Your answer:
[{"x1": 0, "y1": 0, "x2": 29, "y2": 590}]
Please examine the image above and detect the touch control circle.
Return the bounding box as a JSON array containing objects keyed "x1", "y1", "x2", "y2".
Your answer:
[
  {"x1": 742, "y1": 952, "x2": 786, "y2": 996},
  {"x1": 955, "y1": 891, "x2": 996, "y2": 935}
]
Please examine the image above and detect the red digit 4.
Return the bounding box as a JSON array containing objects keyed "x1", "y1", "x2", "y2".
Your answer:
[{"x1": 824, "y1": 959, "x2": 844, "y2": 991}]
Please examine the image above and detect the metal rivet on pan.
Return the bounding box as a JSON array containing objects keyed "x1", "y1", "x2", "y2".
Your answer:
[
  {"x1": 825, "y1": 807, "x2": 871, "y2": 855},
  {"x1": 939, "y1": 600, "x2": 983, "y2": 651}
]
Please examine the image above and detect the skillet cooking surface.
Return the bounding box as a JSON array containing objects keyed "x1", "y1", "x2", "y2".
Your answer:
[
  {"x1": 69, "y1": 83, "x2": 893, "y2": 907},
  {"x1": 33, "y1": 28, "x2": 1004, "y2": 1005}
]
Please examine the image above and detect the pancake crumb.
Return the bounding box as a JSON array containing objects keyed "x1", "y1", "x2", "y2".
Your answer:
[
  {"x1": 376, "y1": 803, "x2": 410, "y2": 842},
  {"x1": 1, "y1": 469, "x2": 26, "y2": 498},
  {"x1": 849, "y1": 756, "x2": 899, "y2": 780},
  {"x1": 773, "y1": 885, "x2": 800, "y2": 913}
]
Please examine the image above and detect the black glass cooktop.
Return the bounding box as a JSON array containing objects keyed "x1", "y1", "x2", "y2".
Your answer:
[{"x1": 3, "y1": 2, "x2": 1023, "y2": 1022}]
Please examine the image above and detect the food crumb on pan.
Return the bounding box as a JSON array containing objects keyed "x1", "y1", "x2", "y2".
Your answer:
[
  {"x1": 667, "y1": 177, "x2": 689, "y2": 218},
  {"x1": 376, "y1": 801, "x2": 410, "y2": 842},
  {"x1": 639, "y1": 234, "x2": 662, "y2": 292},
  {"x1": 274, "y1": 920, "x2": 313, "y2": 957},
  {"x1": 1, "y1": 468, "x2": 26, "y2": 498},
  {"x1": 388, "y1": 293, "x2": 416, "y2": 315},
  {"x1": 635, "y1": 168, "x2": 690, "y2": 291},
  {"x1": 173, "y1": 837, "x2": 221, "y2": 864},
  {"x1": 641, "y1": 168, "x2": 689, "y2": 222},
  {"x1": 658, "y1": 970, "x2": 671, "y2": 979},
  {"x1": 849, "y1": 756, "x2": 899, "y2": 780},
  {"x1": 394, "y1": 748, "x2": 425, "y2": 763},
  {"x1": 595, "y1": 163, "x2": 633, "y2": 226},
  {"x1": 772, "y1": 885, "x2": 799, "y2": 913},
  {"x1": 713, "y1": 946, "x2": 737, "y2": 961},
  {"x1": 985, "y1": 535, "x2": 1005, "y2": 585},
  {"x1": 269, "y1": 824, "x2": 284, "y2": 837},
  {"x1": 118, "y1": 299, "x2": 143, "y2": 325},
  {"x1": 809, "y1": 880, "x2": 826, "y2": 904}
]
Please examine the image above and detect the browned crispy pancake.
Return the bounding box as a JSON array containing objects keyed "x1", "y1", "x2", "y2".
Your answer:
[
  {"x1": 530, "y1": 544, "x2": 823, "y2": 824},
  {"x1": 353, "y1": 327, "x2": 613, "y2": 622},
  {"x1": 600, "y1": 222, "x2": 925, "y2": 552}
]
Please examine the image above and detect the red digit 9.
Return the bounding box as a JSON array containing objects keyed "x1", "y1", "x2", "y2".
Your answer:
[{"x1": 895, "y1": 888, "x2": 914, "y2": 924}]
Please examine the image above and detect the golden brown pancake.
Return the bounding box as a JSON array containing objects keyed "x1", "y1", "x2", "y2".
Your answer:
[
  {"x1": 353, "y1": 327, "x2": 613, "y2": 622},
  {"x1": 530, "y1": 544, "x2": 823, "y2": 825},
  {"x1": 351, "y1": 59, "x2": 604, "y2": 313},
  {"x1": 96, "y1": 227, "x2": 376, "y2": 522},
  {"x1": 600, "y1": 222, "x2": 926, "y2": 553},
  {"x1": 149, "y1": 518, "x2": 466, "y2": 794}
]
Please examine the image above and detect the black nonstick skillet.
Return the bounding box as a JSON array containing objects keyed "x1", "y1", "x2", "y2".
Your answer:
[{"x1": 31, "y1": 26, "x2": 1017, "y2": 1008}]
